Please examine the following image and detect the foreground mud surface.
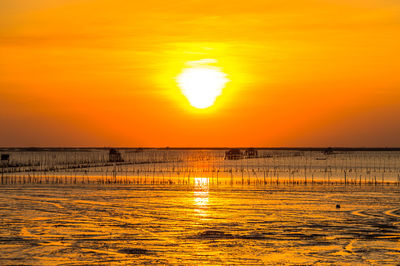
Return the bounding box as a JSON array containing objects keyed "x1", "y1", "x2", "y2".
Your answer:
[{"x1": 0, "y1": 183, "x2": 399, "y2": 265}]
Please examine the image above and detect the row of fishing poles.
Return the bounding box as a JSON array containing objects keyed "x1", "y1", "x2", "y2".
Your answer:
[{"x1": 1, "y1": 150, "x2": 400, "y2": 185}]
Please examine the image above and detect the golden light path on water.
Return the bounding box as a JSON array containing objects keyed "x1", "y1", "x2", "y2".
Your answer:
[
  {"x1": 193, "y1": 177, "x2": 210, "y2": 219},
  {"x1": 177, "y1": 59, "x2": 229, "y2": 109}
]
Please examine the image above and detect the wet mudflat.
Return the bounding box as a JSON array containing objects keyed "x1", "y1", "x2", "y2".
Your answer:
[{"x1": 0, "y1": 182, "x2": 399, "y2": 265}]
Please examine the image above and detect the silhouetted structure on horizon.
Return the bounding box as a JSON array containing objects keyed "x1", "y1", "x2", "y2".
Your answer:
[
  {"x1": 244, "y1": 148, "x2": 258, "y2": 158},
  {"x1": 323, "y1": 147, "x2": 334, "y2": 155},
  {"x1": 109, "y1": 149, "x2": 123, "y2": 162},
  {"x1": 225, "y1": 149, "x2": 242, "y2": 160}
]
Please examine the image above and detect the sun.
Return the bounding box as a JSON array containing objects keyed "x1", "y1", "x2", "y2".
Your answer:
[{"x1": 177, "y1": 59, "x2": 229, "y2": 109}]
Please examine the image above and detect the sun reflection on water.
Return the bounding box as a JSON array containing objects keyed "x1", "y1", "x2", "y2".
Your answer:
[
  {"x1": 193, "y1": 177, "x2": 209, "y2": 218},
  {"x1": 194, "y1": 177, "x2": 209, "y2": 190}
]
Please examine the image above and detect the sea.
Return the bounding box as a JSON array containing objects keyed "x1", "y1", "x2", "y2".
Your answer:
[{"x1": 0, "y1": 148, "x2": 399, "y2": 264}]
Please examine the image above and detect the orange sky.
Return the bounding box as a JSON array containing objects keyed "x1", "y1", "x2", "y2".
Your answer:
[{"x1": 0, "y1": 0, "x2": 399, "y2": 147}]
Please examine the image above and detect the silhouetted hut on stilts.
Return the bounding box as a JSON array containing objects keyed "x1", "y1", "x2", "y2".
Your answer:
[
  {"x1": 1, "y1": 154, "x2": 9, "y2": 162},
  {"x1": 225, "y1": 149, "x2": 242, "y2": 160},
  {"x1": 244, "y1": 148, "x2": 258, "y2": 158},
  {"x1": 109, "y1": 149, "x2": 123, "y2": 162}
]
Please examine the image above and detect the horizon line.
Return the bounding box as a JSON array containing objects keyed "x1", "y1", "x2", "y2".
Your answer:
[{"x1": 1, "y1": 146, "x2": 400, "y2": 151}]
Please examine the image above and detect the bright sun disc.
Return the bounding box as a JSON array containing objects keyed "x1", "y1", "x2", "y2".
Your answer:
[{"x1": 177, "y1": 61, "x2": 229, "y2": 109}]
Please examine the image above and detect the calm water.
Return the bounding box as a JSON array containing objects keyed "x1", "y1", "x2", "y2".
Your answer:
[{"x1": 0, "y1": 182, "x2": 399, "y2": 265}]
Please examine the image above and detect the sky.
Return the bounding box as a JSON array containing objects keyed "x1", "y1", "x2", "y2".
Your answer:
[{"x1": 0, "y1": 0, "x2": 399, "y2": 147}]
